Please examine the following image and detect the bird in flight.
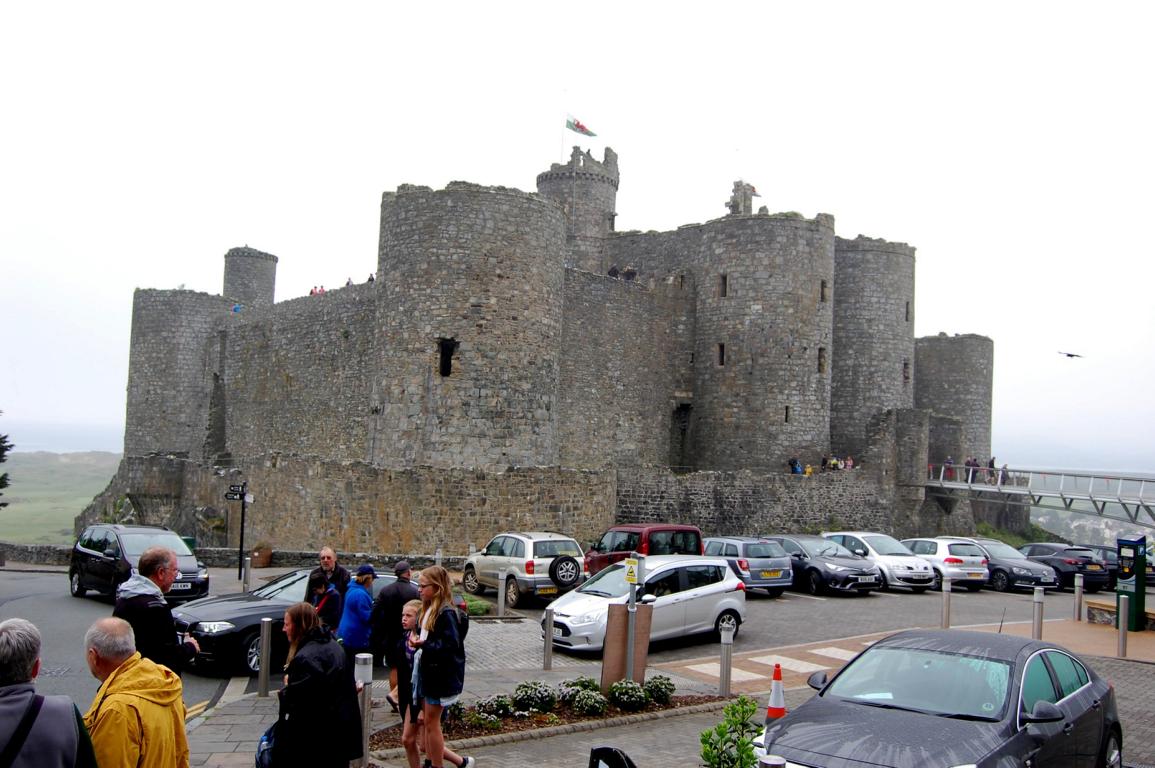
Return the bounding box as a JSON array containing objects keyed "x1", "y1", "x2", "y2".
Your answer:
[{"x1": 1058, "y1": 351, "x2": 1084, "y2": 358}]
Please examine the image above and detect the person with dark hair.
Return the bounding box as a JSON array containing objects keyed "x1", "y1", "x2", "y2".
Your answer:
[
  {"x1": 308, "y1": 572, "x2": 343, "y2": 631},
  {"x1": 113, "y1": 546, "x2": 199, "y2": 673},
  {"x1": 0, "y1": 618, "x2": 98, "y2": 768},
  {"x1": 370, "y1": 559, "x2": 419, "y2": 707},
  {"x1": 83, "y1": 617, "x2": 188, "y2": 768},
  {"x1": 273, "y1": 602, "x2": 362, "y2": 767}
]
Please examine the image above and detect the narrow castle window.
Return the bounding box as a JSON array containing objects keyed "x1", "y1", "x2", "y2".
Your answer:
[
  {"x1": 817, "y1": 347, "x2": 827, "y2": 374},
  {"x1": 903, "y1": 358, "x2": 911, "y2": 382},
  {"x1": 438, "y1": 338, "x2": 459, "y2": 377},
  {"x1": 678, "y1": 274, "x2": 685, "y2": 289},
  {"x1": 905, "y1": 301, "x2": 911, "y2": 322},
  {"x1": 820, "y1": 280, "x2": 828, "y2": 303},
  {"x1": 718, "y1": 343, "x2": 726, "y2": 366},
  {"x1": 784, "y1": 405, "x2": 791, "y2": 424},
  {"x1": 608, "y1": 266, "x2": 620, "y2": 278},
  {"x1": 719, "y1": 274, "x2": 728, "y2": 298}
]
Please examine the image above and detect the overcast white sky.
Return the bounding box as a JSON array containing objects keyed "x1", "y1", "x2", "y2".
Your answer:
[{"x1": 2, "y1": 2, "x2": 1152, "y2": 471}]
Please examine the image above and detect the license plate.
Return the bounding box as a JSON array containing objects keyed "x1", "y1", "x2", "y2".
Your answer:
[
  {"x1": 760, "y1": 570, "x2": 782, "y2": 578},
  {"x1": 552, "y1": 626, "x2": 563, "y2": 637},
  {"x1": 1086, "y1": 564, "x2": 1101, "y2": 571},
  {"x1": 965, "y1": 571, "x2": 985, "y2": 577},
  {"x1": 537, "y1": 586, "x2": 557, "y2": 595},
  {"x1": 856, "y1": 575, "x2": 876, "y2": 583},
  {"x1": 169, "y1": 582, "x2": 192, "y2": 590}
]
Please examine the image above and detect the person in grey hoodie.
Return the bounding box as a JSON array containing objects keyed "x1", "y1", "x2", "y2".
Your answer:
[
  {"x1": 113, "y1": 546, "x2": 199, "y2": 674},
  {"x1": 0, "y1": 617, "x2": 98, "y2": 768}
]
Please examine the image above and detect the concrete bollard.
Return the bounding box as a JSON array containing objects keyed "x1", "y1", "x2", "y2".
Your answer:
[
  {"x1": 355, "y1": 653, "x2": 374, "y2": 768},
  {"x1": 718, "y1": 624, "x2": 735, "y2": 697},
  {"x1": 257, "y1": 617, "x2": 273, "y2": 697},
  {"x1": 1073, "y1": 573, "x2": 1084, "y2": 621},
  {"x1": 1118, "y1": 594, "x2": 1129, "y2": 658},
  {"x1": 497, "y1": 567, "x2": 507, "y2": 618},
  {"x1": 940, "y1": 577, "x2": 952, "y2": 629},
  {"x1": 1032, "y1": 587, "x2": 1045, "y2": 640},
  {"x1": 543, "y1": 607, "x2": 554, "y2": 671}
]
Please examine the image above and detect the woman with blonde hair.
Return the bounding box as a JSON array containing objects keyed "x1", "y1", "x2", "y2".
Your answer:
[{"x1": 408, "y1": 566, "x2": 467, "y2": 768}]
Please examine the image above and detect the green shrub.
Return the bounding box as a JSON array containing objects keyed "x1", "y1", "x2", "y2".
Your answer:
[
  {"x1": 460, "y1": 593, "x2": 490, "y2": 616},
  {"x1": 512, "y1": 680, "x2": 557, "y2": 712},
  {"x1": 700, "y1": 696, "x2": 761, "y2": 768},
  {"x1": 644, "y1": 674, "x2": 676, "y2": 705},
  {"x1": 607, "y1": 679, "x2": 648, "y2": 711},
  {"x1": 474, "y1": 694, "x2": 513, "y2": 718},
  {"x1": 570, "y1": 688, "x2": 608, "y2": 716},
  {"x1": 444, "y1": 701, "x2": 466, "y2": 721},
  {"x1": 557, "y1": 675, "x2": 601, "y2": 704}
]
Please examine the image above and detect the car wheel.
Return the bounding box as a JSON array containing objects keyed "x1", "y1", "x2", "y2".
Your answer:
[
  {"x1": 878, "y1": 572, "x2": 890, "y2": 591},
  {"x1": 243, "y1": 631, "x2": 263, "y2": 676},
  {"x1": 714, "y1": 610, "x2": 740, "y2": 638},
  {"x1": 764, "y1": 587, "x2": 784, "y2": 598},
  {"x1": 1098, "y1": 729, "x2": 1122, "y2": 768},
  {"x1": 910, "y1": 586, "x2": 928, "y2": 594},
  {"x1": 505, "y1": 578, "x2": 521, "y2": 608},
  {"x1": 807, "y1": 570, "x2": 825, "y2": 596},
  {"x1": 991, "y1": 570, "x2": 1011, "y2": 592},
  {"x1": 462, "y1": 566, "x2": 484, "y2": 595},
  {"x1": 932, "y1": 570, "x2": 943, "y2": 591},
  {"x1": 549, "y1": 555, "x2": 581, "y2": 589},
  {"x1": 69, "y1": 571, "x2": 87, "y2": 598}
]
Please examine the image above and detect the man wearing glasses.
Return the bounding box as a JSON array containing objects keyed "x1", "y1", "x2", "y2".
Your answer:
[
  {"x1": 311, "y1": 546, "x2": 351, "y2": 596},
  {"x1": 113, "y1": 547, "x2": 199, "y2": 674}
]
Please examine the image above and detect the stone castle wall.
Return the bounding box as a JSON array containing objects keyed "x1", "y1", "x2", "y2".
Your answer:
[
  {"x1": 223, "y1": 246, "x2": 277, "y2": 309},
  {"x1": 915, "y1": 333, "x2": 994, "y2": 461}
]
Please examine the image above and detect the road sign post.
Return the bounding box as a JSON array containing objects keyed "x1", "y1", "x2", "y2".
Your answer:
[
  {"x1": 227, "y1": 482, "x2": 249, "y2": 580},
  {"x1": 624, "y1": 557, "x2": 639, "y2": 681}
]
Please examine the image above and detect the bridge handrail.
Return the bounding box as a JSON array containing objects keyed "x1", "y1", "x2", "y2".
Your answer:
[{"x1": 925, "y1": 464, "x2": 1153, "y2": 502}]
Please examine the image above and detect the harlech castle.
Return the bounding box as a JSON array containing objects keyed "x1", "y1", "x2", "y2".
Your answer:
[{"x1": 80, "y1": 146, "x2": 1000, "y2": 555}]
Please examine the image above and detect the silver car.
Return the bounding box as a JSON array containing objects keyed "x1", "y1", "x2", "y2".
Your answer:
[
  {"x1": 545, "y1": 555, "x2": 746, "y2": 653},
  {"x1": 901, "y1": 537, "x2": 989, "y2": 591},
  {"x1": 704, "y1": 536, "x2": 793, "y2": 596},
  {"x1": 462, "y1": 531, "x2": 585, "y2": 607},
  {"x1": 824, "y1": 531, "x2": 935, "y2": 593}
]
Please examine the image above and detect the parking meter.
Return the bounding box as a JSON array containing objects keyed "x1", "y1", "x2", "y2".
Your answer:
[{"x1": 1116, "y1": 536, "x2": 1146, "y2": 631}]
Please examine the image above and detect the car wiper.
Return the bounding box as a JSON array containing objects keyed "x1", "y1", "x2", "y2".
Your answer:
[
  {"x1": 936, "y1": 712, "x2": 999, "y2": 722},
  {"x1": 581, "y1": 589, "x2": 612, "y2": 596},
  {"x1": 849, "y1": 700, "x2": 929, "y2": 715}
]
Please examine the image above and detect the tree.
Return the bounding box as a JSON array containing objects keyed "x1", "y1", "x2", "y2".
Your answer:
[{"x1": 0, "y1": 415, "x2": 11, "y2": 509}]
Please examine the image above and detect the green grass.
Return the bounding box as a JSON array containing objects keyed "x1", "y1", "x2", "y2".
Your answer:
[
  {"x1": 0, "y1": 452, "x2": 121, "y2": 544},
  {"x1": 975, "y1": 521, "x2": 1069, "y2": 548}
]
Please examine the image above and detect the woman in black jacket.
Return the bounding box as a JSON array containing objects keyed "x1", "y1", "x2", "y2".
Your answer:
[
  {"x1": 272, "y1": 602, "x2": 362, "y2": 767},
  {"x1": 410, "y1": 566, "x2": 465, "y2": 768}
]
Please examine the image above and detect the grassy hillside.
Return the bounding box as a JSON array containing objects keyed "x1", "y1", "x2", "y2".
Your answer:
[{"x1": 0, "y1": 452, "x2": 121, "y2": 544}]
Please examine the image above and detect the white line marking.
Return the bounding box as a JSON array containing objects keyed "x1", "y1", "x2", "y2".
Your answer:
[
  {"x1": 810, "y1": 647, "x2": 858, "y2": 661},
  {"x1": 686, "y1": 662, "x2": 765, "y2": 681},
  {"x1": 748, "y1": 654, "x2": 829, "y2": 673},
  {"x1": 779, "y1": 592, "x2": 826, "y2": 601},
  {"x1": 220, "y1": 676, "x2": 250, "y2": 705}
]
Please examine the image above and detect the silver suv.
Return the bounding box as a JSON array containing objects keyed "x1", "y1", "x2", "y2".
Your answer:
[{"x1": 463, "y1": 532, "x2": 585, "y2": 607}]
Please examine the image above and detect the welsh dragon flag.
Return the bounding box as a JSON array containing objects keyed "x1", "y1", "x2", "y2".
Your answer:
[{"x1": 565, "y1": 116, "x2": 596, "y2": 137}]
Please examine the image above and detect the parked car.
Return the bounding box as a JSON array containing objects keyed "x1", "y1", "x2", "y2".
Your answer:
[
  {"x1": 763, "y1": 534, "x2": 881, "y2": 595},
  {"x1": 940, "y1": 536, "x2": 1057, "y2": 592},
  {"x1": 584, "y1": 524, "x2": 703, "y2": 576},
  {"x1": 462, "y1": 531, "x2": 585, "y2": 607},
  {"x1": 755, "y1": 628, "x2": 1123, "y2": 768},
  {"x1": 1018, "y1": 542, "x2": 1110, "y2": 592},
  {"x1": 70, "y1": 523, "x2": 209, "y2": 603},
  {"x1": 704, "y1": 536, "x2": 793, "y2": 597},
  {"x1": 173, "y1": 567, "x2": 406, "y2": 674},
  {"x1": 544, "y1": 555, "x2": 745, "y2": 652},
  {"x1": 900, "y1": 537, "x2": 989, "y2": 591},
  {"x1": 1078, "y1": 544, "x2": 1120, "y2": 590},
  {"x1": 822, "y1": 531, "x2": 934, "y2": 593}
]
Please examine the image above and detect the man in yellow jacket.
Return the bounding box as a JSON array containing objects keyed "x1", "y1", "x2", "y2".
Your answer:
[{"x1": 82, "y1": 617, "x2": 189, "y2": 768}]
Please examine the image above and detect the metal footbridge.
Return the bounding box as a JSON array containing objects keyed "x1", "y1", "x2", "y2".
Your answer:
[{"x1": 926, "y1": 465, "x2": 1155, "y2": 530}]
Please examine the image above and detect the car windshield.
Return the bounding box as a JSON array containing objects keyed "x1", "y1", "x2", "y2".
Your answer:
[
  {"x1": 826, "y1": 645, "x2": 1010, "y2": 721},
  {"x1": 534, "y1": 539, "x2": 582, "y2": 558},
  {"x1": 120, "y1": 532, "x2": 194, "y2": 557},
  {"x1": 802, "y1": 539, "x2": 854, "y2": 558},
  {"x1": 576, "y1": 564, "x2": 631, "y2": 598},
  {"x1": 252, "y1": 570, "x2": 310, "y2": 601},
  {"x1": 863, "y1": 535, "x2": 913, "y2": 556},
  {"x1": 747, "y1": 542, "x2": 787, "y2": 558},
  {"x1": 981, "y1": 541, "x2": 1025, "y2": 559}
]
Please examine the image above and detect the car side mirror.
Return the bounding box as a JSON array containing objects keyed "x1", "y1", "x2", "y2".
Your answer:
[
  {"x1": 792, "y1": 552, "x2": 806, "y2": 560},
  {"x1": 1022, "y1": 700, "x2": 1064, "y2": 724},
  {"x1": 807, "y1": 670, "x2": 828, "y2": 690},
  {"x1": 854, "y1": 548, "x2": 867, "y2": 557},
  {"x1": 640, "y1": 594, "x2": 657, "y2": 605},
  {"x1": 588, "y1": 542, "x2": 600, "y2": 553},
  {"x1": 103, "y1": 548, "x2": 117, "y2": 559}
]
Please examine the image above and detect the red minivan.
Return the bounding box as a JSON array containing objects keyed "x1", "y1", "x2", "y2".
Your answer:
[{"x1": 584, "y1": 524, "x2": 704, "y2": 576}]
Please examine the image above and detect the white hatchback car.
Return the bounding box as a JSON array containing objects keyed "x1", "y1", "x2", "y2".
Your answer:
[
  {"x1": 823, "y1": 531, "x2": 935, "y2": 593},
  {"x1": 900, "y1": 537, "x2": 990, "y2": 591},
  {"x1": 545, "y1": 555, "x2": 746, "y2": 653}
]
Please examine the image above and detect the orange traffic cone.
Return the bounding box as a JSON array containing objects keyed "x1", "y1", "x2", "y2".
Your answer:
[{"x1": 765, "y1": 663, "x2": 787, "y2": 724}]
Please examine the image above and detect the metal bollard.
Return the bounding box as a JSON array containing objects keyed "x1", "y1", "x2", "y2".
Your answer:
[
  {"x1": 1073, "y1": 573, "x2": 1084, "y2": 621},
  {"x1": 1032, "y1": 587, "x2": 1045, "y2": 640},
  {"x1": 940, "y1": 577, "x2": 952, "y2": 629},
  {"x1": 543, "y1": 607, "x2": 554, "y2": 671},
  {"x1": 1118, "y1": 594, "x2": 1129, "y2": 658},
  {"x1": 355, "y1": 653, "x2": 374, "y2": 768},
  {"x1": 257, "y1": 617, "x2": 273, "y2": 697},
  {"x1": 497, "y1": 567, "x2": 507, "y2": 618},
  {"x1": 718, "y1": 624, "x2": 735, "y2": 697},
  {"x1": 242, "y1": 555, "x2": 252, "y2": 593},
  {"x1": 435, "y1": 547, "x2": 443, "y2": 567}
]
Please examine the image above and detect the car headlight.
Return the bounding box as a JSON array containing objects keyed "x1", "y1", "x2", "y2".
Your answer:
[
  {"x1": 197, "y1": 568, "x2": 209, "y2": 579},
  {"x1": 195, "y1": 621, "x2": 235, "y2": 634},
  {"x1": 1012, "y1": 566, "x2": 1030, "y2": 575},
  {"x1": 828, "y1": 565, "x2": 848, "y2": 572}
]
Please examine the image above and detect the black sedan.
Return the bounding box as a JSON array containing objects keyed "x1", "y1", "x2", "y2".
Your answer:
[
  {"x1": 1019, "y1": 543, "x2": 1110, "y2": 592},
  {"x1": 757, "y1": 629, "x2": 1123, "y2": 768},
  {"x1": 173, "y1": 568, "x2": 396, "y2": 674},
  {"x1": 764, "y1": 534, "x2": 880, "y2": 595}
]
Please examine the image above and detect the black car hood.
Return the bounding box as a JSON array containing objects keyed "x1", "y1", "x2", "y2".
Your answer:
[
  {"x1": 763, "y1": 696, "x2": 1005, "y2": 768},
  {"x1": 172, "y1": 592, "x2": 293, "y2": 624}
]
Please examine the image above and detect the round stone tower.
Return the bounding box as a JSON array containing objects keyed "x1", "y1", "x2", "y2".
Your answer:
[
  {"x1": 830, "y1": 235, "x2": 916, "y2": 458},
  {"x1": 914, "y1": 333, "x2": 994, "y2": 462},
  {"x1": 370, "y1": 182, "x2": 567, "y2": 469},
  {"x1": 223, "y1": 246, "x2": 278, "y2": 308},
  {"x1": 536, "y1": 146, "x2": 619, "y2": 273},
  {"x1": 686, "y1": 212, "x2": 836, "y2": 471}
]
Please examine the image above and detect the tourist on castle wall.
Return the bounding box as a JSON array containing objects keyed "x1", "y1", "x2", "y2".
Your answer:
[
  {"x1": 311, "y1": 546, "x2": 350, "y2": 596},
  {"x1": 410, "y1": 566, "x2": 466, "y2": 768},
  {"x1": 273, "y1": 602, "x2": 361, "y2": 767},
  {"x1": 307, "y1": 572, "x2": 343, "y2": 632},
  {"x1": 336, "y1": 564, "x2": 376, "y2": 667},
  {"x1": 0, "y1": 618, "x2": 98, "y2": 768},
  {"x1": 371, "y1": 560, "x2": 419, "y2": 708},
  {"x1": 113, "y1": 546, "x2": 199, "y2": 674}
]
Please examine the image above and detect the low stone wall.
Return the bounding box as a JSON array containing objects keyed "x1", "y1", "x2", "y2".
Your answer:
[
  {"x1": 1086, "y1": 598, "x2": 1155, "y2": 631},
  {"x1": 0, "y1": 543, "x2": 71, "y2": 566}
]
